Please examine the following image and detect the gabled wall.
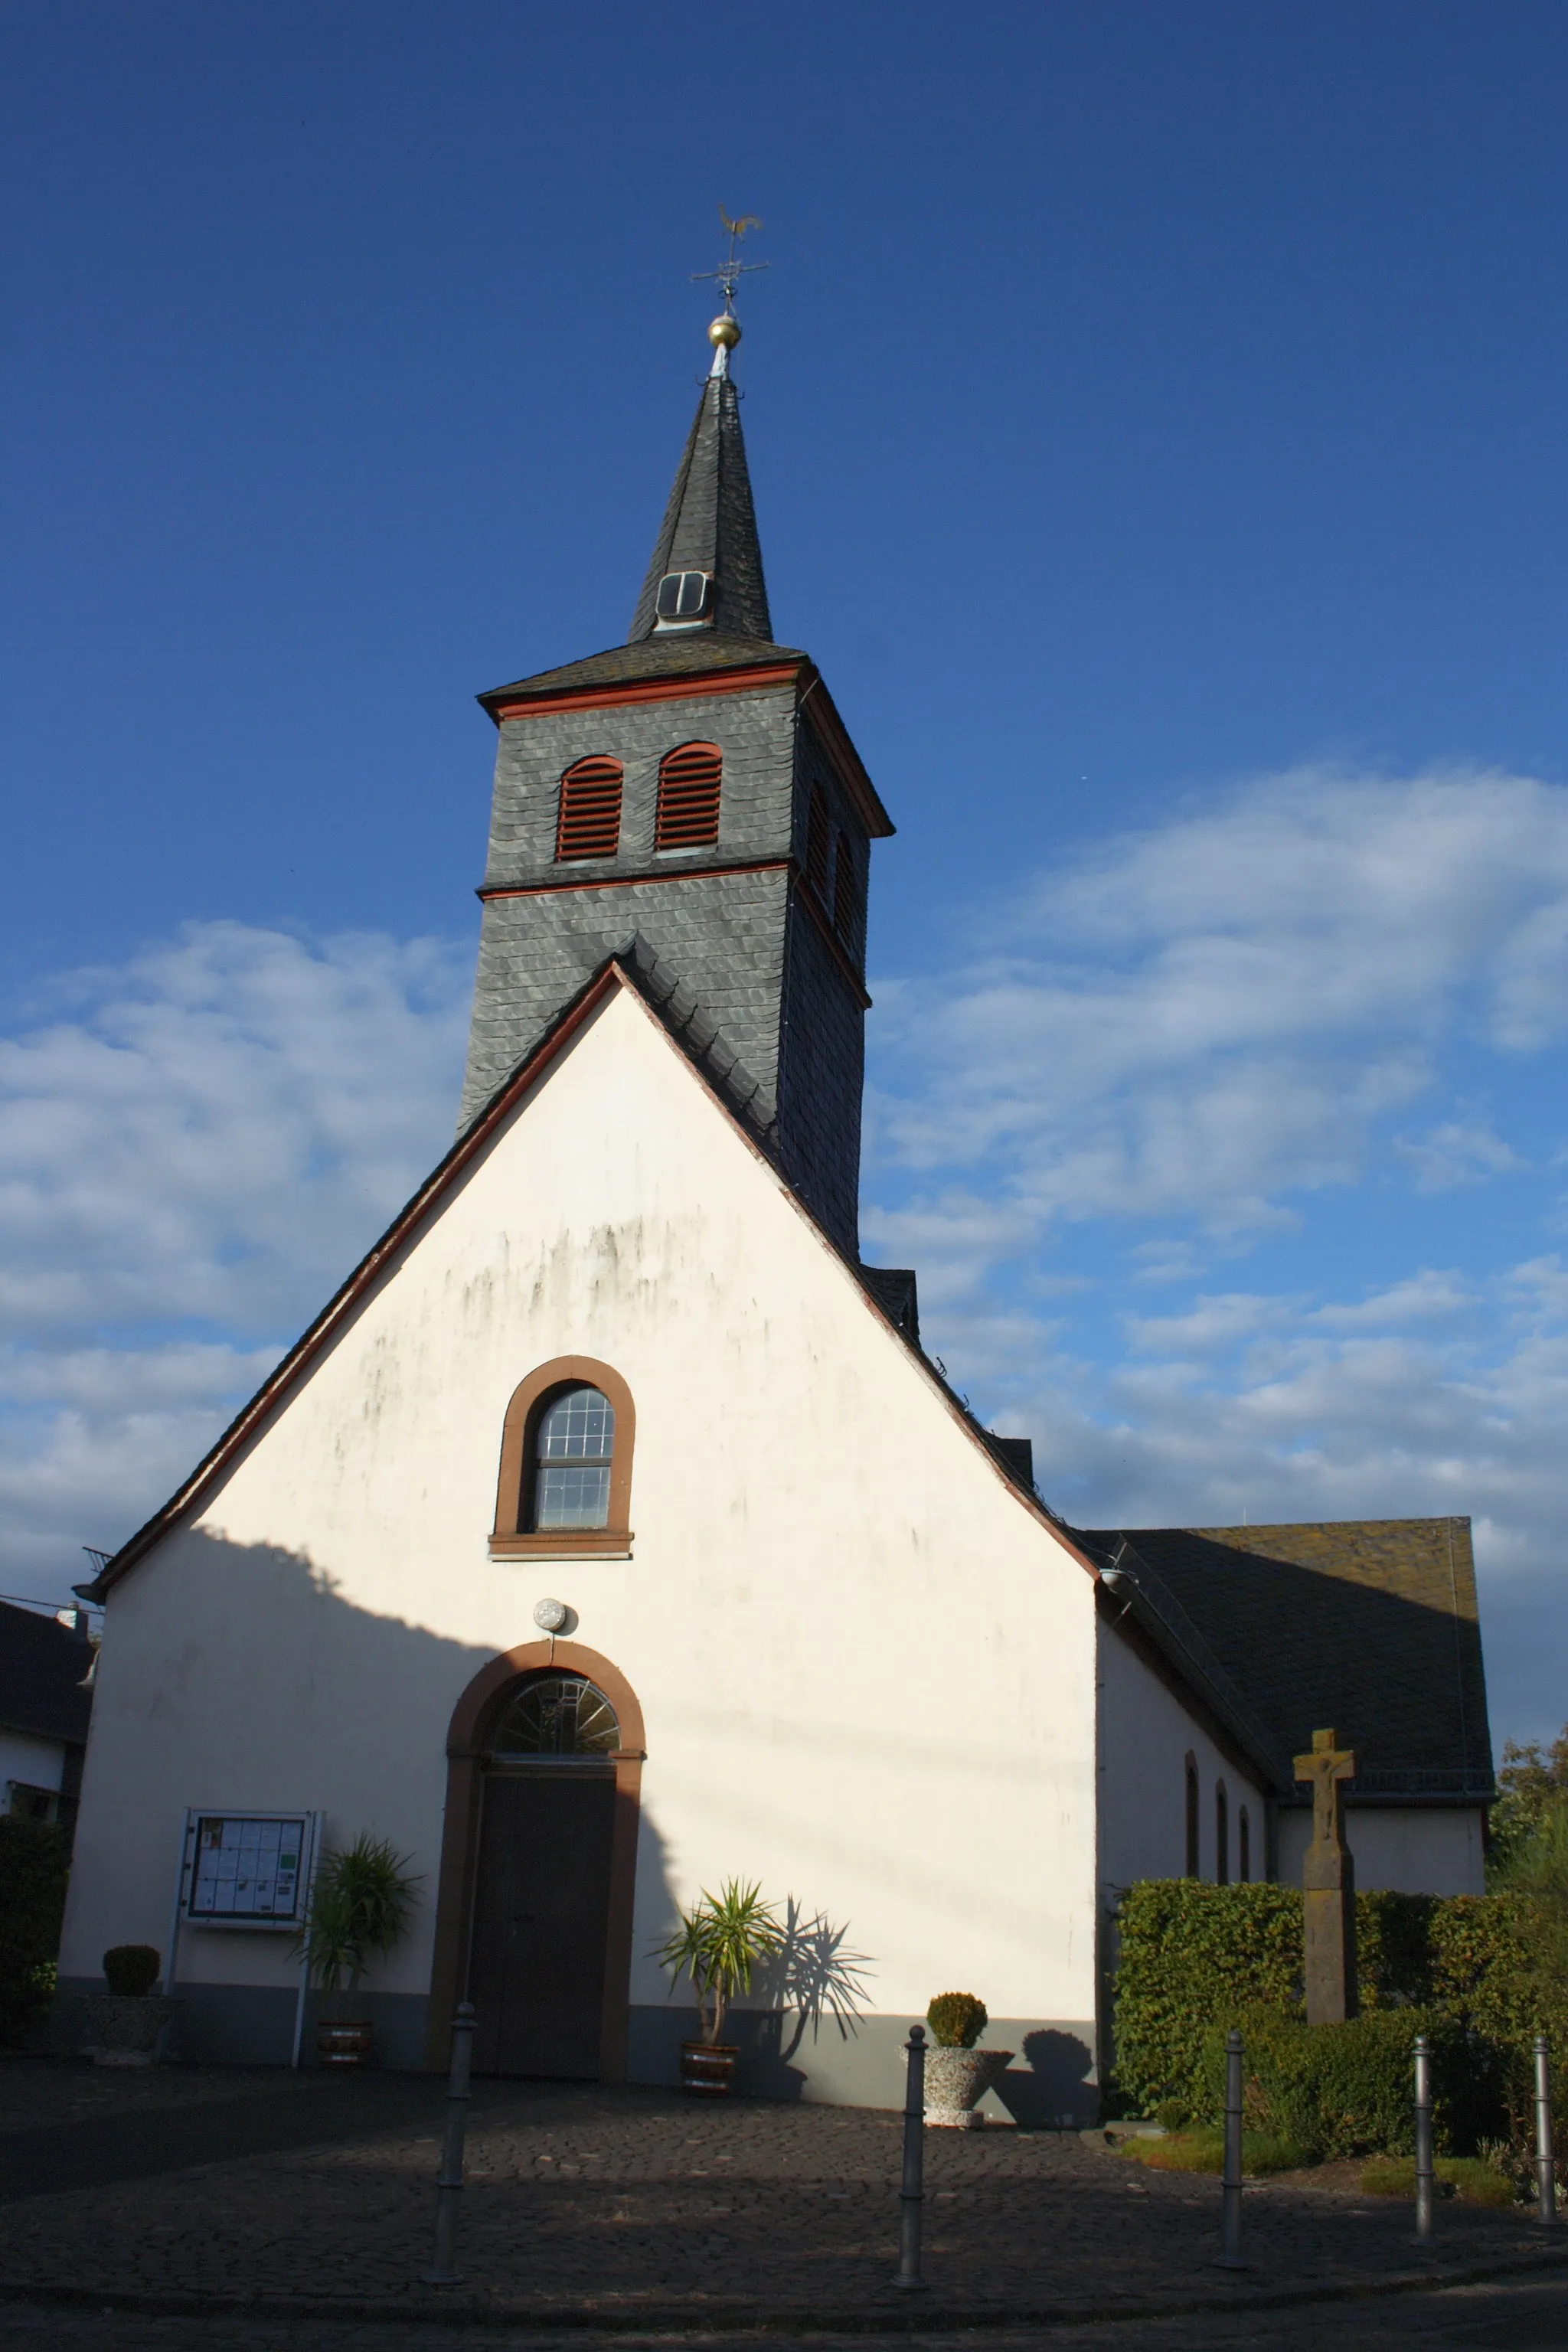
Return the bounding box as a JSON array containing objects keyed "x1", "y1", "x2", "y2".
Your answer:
[
  {"x1": 63, "y1": 983, "x2": 1101, "y2": 2112},
  {"x1": 1276, "y1": 1804, "x2": 1485, "y2": 1896}
]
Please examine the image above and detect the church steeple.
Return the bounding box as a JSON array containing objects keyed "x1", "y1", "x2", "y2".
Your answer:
[
  {"x1": 460, "y1": 293, "x2": 893, "y2": 1258},
  {"x1": 626, "y1": 312, "x2": 773, "y2": 645}
]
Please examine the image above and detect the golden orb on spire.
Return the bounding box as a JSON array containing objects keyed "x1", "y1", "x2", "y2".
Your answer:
[{"x1": 707, "y1": 311, "x2": 742, "y2": 351}]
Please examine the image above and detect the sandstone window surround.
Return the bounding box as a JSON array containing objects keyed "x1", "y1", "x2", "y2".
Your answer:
[{"x1": 491, "y1": 1357, "x2": 636, "y2": 1560}]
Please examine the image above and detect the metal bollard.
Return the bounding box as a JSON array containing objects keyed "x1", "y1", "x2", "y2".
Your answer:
[
  {"x1": 890, "y1": 2023, "x2": 927, "y2": 2291},
  {"x1": 1212, "y1": 2027, "x2": 1249, "y2": 2270},
  {"x1": 421, "y1": 2002, "x2": 476, "y2": 2285},
  {"x1": 1413, "y1": 2034, "x2": 1436, "y2": 2243},
  {"x1": 1535, "y1": 2035, "x2": 1559, "y2": 2226}
]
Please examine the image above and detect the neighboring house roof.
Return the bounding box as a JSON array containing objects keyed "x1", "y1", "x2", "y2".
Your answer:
[
  {"x1": 0, "y1": 1600, "x2": 93, "y2": 1749},
  {"x1": 1077, "y1": 1520, "x2": 1494, "y2": 1803}
]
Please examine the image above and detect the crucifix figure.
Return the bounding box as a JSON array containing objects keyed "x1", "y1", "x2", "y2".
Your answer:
[{"x1": 1294, "y1": 1727, "x2": 1359, "y2": 2024}]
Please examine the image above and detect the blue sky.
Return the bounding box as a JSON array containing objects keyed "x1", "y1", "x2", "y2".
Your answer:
[{"x1": 4, "y1": 3, "x2": 1567, "y2": 1744}]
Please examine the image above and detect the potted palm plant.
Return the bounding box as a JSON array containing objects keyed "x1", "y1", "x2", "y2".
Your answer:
[
  {"x1": 923, "y1": 1991, "x2": 1013, "y2": 2127},
  {"x1": 654, "y1": 1877, "x2": 782, "y2": 2096},
  {"x1": 295, "y1": 1834, "x2": 419, "y2": 2067}
]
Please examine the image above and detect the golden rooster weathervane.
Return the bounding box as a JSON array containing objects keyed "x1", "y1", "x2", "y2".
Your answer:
[{"x1": 692, "y1": 206, "x2": 769, "y2": 315}]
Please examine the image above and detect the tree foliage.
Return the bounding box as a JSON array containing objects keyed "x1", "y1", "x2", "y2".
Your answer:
[{"x1": 0, "y1": 1818, "x2": 70, "y2": 2042}]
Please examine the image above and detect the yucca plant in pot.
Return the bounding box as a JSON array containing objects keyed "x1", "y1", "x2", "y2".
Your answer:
[
  {"x1": 923, "y1": 1992, "x2": 1013, "y2": 2128},
  {"x1": 294, "y1": 1834, "x2": 419, "y2": 2067},
  {"x1": 654, "y1": 1878, "x2": 782, "y2": 2096}
]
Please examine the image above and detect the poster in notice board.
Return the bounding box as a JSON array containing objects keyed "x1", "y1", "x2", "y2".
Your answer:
[{"x1": 184, "y1": 1811, "x2": 313, "y2": 1927}]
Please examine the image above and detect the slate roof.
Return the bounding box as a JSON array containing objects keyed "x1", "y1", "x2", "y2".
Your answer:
[
  {"x1": 479, "y1": 632, "x2": 809, "y2": 714},
  {"x1": 0, "y1": 1600, "x2": 93, "y2": 1750},
  {"x1": 627, "y1": 371, "x2": 773, "y2": 643},
  {"x1": 1077, "y1": 1519, "x2": 1494, "y2": 1802}
]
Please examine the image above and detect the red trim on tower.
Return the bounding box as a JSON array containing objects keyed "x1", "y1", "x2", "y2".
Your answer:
[
  {"x1": 479, "y1": 855, "x2": 792, "y2": 901},
  {"x1": 489, "y1": 663, "x2": 802, "y2": 721}
]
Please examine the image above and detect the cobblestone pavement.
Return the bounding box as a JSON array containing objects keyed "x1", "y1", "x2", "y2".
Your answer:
[
  {"x1": 1, "y1": 2278, "x2": 1567, "y2": 2350},
  {"x1": 2, "y1": 2062, "x2": 1565, "y2": 2336}
]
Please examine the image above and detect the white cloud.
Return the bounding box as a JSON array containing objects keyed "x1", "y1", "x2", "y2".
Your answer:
[
  {"x1": 864, "y1": 766, "x2": 1568, "y2": 1743},
  {"x1": 1393, "y1": 1121, "x2": 1521, "y2": 1191},
  {"x1": 869, "y1": 766, "x2": 1568, "y2": 1230},
  {"x1": 0, "y1": 922, "x2": 470, "y2": 1592}
]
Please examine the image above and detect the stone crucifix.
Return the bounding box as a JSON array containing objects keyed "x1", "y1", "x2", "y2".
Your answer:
[{"x1": 1294, "y1": 1727, "x2": 1359, "y2": 2024}]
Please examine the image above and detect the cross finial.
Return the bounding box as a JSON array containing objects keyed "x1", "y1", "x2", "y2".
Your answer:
[{"x1": 692, "y1": 207, "x2": 768, "y2": 377}]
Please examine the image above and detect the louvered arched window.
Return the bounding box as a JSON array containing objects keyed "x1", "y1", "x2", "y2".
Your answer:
[
  {"x1": 655, "y1": 742, "x2": 722, "y2": 851},
  {"x1": 556, "y1": 757, "x2": 623, "y2": 861},
  {"x1": 833, "y1": 831, "x2": 856, "y2": 940},
  {"x1": 1184, "y1": 1753, "x2": 1200, "y2": 1877},
  {"x1": 805, "y1": 786, "x2": 830, "y2": 898},
  {"x1": 1215, "y1": 1780, "x2": 1230, "y2": 1885}
]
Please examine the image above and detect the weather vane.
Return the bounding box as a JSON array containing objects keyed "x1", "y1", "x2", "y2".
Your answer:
[{"x1": 692, "y1": 207, "x2": 769, "y2": 314}]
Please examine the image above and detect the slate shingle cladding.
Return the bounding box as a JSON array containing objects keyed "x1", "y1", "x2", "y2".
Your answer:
[
  {"x1": 460, "y1": 675, "x2": 878, "y2": 1259},
  {"x1": 1079, "y1": 1518, "x2": 1494, "y2": 1800},
  {"x1": 461, "y1": 347, "x2": 892, "y2": 1261},
  {"x1": 626, "y1": 374, "x2": 773, "y2": 643}
]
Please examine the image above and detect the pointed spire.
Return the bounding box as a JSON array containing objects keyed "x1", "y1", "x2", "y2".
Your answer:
[{"x1": 627, "y1": 315, "x2": 773, "y2": 645}]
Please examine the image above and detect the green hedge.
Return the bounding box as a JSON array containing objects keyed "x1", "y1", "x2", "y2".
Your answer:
[
  {"x1": 1195, "y1": 2006, "x2": 1491, "y2": 2158},
  {"x1": 1112, "y1": 1880, "x2": 1302, "y2": 2118},
  {"x1": 1112, "y1": 1878, "x2": 1558, "y2": 2148},
  {"x1": 0, "y1": 1818, "x2": 70, "y2": 2043}
]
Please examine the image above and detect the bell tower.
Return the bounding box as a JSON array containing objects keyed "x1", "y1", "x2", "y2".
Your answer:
[{"x1": 459, "y1": 295, "x2": 893, "y2": 1259}]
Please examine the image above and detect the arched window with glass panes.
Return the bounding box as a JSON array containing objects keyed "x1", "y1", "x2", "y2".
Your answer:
[
  {"x1": 528, "y1": 1384, "x2": 615, "y2": 1530},
  {"x1": 490, "y1": 1357, "x2": 636, "y2": 1557}
]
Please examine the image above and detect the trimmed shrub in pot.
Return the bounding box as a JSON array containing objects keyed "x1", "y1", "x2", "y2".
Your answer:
[
  {"x1": 103, "y1": 1945, "x2": 160, "y2": 1997},
  {"x1": 924, "y1": 1991, "x2": 1012, "y2": 2128},
  {"x1": 654, "y1": 1878, "x2": 782, "y2": 2096},
  {"x1": 81, "y1": 1945, "x2": 181, "y2": 2067},
  {"x1": 294, "y1": 1834, "x2": 420, "y2": 2068}
]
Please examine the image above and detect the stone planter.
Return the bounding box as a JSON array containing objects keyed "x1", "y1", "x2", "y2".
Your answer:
[
  {"x1": 924, "y1": 2044, "x2": 1014, "y2": 2128},
  {"x1": 679, "y1": 2040, "x2": 738, "y2": 2096},
  {"x1": 80, "y1": 1994, "x2": 183, "y2": 2068},
  {"x1": 316, "y1": 2019, "x2": 374, "y2": 2068}
]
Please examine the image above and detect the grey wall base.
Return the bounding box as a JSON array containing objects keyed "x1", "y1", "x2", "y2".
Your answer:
[
  {"x1": 627, "y1": 2006, "x2": 1100, "y2": 2125},
  {"x1": 51, "y1": 1981, "x2": 1098, "y2": 2122},
  {"x1": 54, "y1": 1978, "x2": 431, "y2": 2071}
]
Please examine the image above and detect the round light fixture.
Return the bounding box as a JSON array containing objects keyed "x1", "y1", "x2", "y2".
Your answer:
[{"x1": 532, "y1": 1597, "x2": 568, "y2": 1634}]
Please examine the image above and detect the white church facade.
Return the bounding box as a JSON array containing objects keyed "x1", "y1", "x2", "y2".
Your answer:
[{"x1": 59, "y1": 307, "x2": 1493, "y2": 2119}]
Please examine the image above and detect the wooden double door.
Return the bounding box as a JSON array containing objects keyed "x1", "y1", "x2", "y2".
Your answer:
[{"x1": 467, "y1": 1764, "x2": 616, "y2": 2076}]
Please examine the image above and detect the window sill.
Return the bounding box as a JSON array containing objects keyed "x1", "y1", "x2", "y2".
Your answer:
[{"x1": 489, "y1": 1531, "x2": 634, "y2": 1560}]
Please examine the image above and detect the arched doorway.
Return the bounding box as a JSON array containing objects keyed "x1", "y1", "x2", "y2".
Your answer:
[
  {"x1": 426, "y1": 1641, "x2": 645, "y2": 2079},
  {"x1": 469, "y1": 1672, "x2": 618, "y2": 2076}
]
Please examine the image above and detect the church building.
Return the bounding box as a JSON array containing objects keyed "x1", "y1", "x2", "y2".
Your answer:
[{"x1": 60, "y1": 300, "x2": 1494, "y2": 2118}]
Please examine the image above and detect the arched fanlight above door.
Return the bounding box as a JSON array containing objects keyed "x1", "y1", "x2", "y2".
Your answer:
[{"x1": 488, "y1": 1674, "x2": 619, "y2": 1759}]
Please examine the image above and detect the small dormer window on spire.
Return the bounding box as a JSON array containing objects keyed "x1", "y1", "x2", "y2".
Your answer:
[{"x1": 654, "y1": 570, "x2": 712, "y2": 629}]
